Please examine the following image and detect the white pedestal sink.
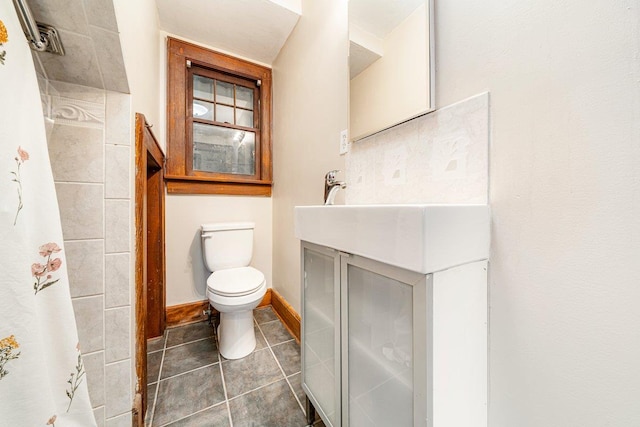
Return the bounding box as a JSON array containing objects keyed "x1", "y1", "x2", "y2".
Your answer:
[{"x1": 294, "y1": 204, "x2": 490, "y2": 274}]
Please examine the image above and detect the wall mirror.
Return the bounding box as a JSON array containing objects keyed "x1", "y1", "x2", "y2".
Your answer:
[{"x1": 349, "y1": 0, "x2": 435, "y2": 141}]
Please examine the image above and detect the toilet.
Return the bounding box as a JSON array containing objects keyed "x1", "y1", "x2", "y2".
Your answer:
[{"x1": 201, "y1": 222, "x2": 267, "y2": 360}]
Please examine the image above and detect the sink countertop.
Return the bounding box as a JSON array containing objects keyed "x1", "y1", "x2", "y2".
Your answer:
[{"x1": 294, "y1": 204, "x2": 490, "y2": 274}]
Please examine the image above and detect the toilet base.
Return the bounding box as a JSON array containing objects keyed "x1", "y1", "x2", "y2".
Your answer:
[{"x1": 217, "y1": 310, "x2": 256, "y2": 360}]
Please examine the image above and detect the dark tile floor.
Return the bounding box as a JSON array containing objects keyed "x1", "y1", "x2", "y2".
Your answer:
[{"x1": 145, "y1": 306, "x2": 324, "y2": 427}]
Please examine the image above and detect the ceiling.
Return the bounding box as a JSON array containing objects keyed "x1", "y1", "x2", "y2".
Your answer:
[{"x1": 155, "y1": 0, "x2": 301, "y2": 66}]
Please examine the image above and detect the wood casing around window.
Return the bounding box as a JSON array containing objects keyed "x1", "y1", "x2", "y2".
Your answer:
[{"x1": 165, "y1": 37, "x2": 273, "y2": 196}]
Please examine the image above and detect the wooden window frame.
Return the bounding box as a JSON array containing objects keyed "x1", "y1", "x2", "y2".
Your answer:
[{"x1": 165, "y1": 37, "x2": 273, "y2": 196}]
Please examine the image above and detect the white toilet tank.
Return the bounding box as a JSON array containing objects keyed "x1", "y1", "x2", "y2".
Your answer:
[{"x1": 201, "y1": 222, "x2": 254, "y2": 272}]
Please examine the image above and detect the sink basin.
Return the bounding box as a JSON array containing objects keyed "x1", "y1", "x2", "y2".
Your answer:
[{"x1": 294, "y1": 204, "x2": 490, "y2": 274}]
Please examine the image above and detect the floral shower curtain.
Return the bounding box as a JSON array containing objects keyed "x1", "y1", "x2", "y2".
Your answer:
[{"x1": 0, "y1": 4, "x2": 96, "y2": 426}]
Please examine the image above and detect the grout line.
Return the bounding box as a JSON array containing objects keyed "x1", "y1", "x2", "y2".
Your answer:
[
  {"x1": 269, "y1": 338, "x2": 295, "y2": 349},
  {"x1": 164, "y1": 335, "x2": 212, "y2": 351},
  {"x1": 147, "y1": 348, "x2": 163, "y2": 356},
  {"x1": 156, "y1": 400, "x2": 228, "y2": 427},
  {"x1": 104, "y1": 197, "x2": 131, "y2": 202},
  {"x1": 215, "y1": 325, "x2": 234, "y2": 427},
  {"x1": 64, "y1": 238, "x2": 103, "y2": 243},
  {"x1": 147, "y1": 331, "x2": 168, "y2": 426},
  {"x1": 156, "y1": 361, "x2": 219, "y2": 383},
  {"x1": 34, "y1": 52, "x2": 49, "y2": 80},
  {"x1": 219, "y1": 346, "x2": 270, "y2": 364},
  {"x1": 71, "y1": 294, "x2": 103, "y2": 302},
  {"x1": 260, "y1": 318, "x2": 282, "y2": 327},
  {"x1": 226, "y1": 376, "x2": 286, "y2": 403},
  {"x1": 105, "y1": 302, "x2": 132, "y2": 310},
  {"x1": 81, "y1": 349, "x2": 103, "y2": 358},
  {"x1": 255, "y1": 319, "x2": 306, "y2": 414},
  {"x1": 78, "y1": 2, "x2": 107, "y2": 91},
  {"x1": 54, "y1": 181, "x2": 104, "y2": 186}
]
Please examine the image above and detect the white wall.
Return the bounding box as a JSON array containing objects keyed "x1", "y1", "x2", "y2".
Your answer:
[
  {"x1": 113, "y1": 0, "x2": 161, "y2": 129},
  {"x1": 165, "y1": 195, "x2": 272, "y2": 305},
  {"x1": 435, "y1": 1, "x2": 640, "y2": 425},
  {"x1": 272, "y1": 0, "x2": 349, "y2": 313},
  {"x1": 157, "y1": 32, "x2": 274, "y2": 306}
]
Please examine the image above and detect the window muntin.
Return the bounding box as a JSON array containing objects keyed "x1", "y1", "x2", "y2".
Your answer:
[{"x1": 188, "y1": 67, "x2": 259, "y2": 177}]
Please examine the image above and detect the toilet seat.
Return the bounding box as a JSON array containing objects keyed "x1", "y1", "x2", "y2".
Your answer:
[{"x1": 207, "y1": 266, "x2": 265, "y2": 297}]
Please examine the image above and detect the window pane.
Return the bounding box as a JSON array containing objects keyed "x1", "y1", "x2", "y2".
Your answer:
[
  {"x1": 193, "y1": 123, "x2": 255, "y2": 175},
  {"x1": 193, "y1": 100, "x2": 213, "y2": 121},
  {"x1": 216, "y1": 104, "x2": 234, "y2": 124},
  {"x1": 236, "y1": 86, "x2": 254, "y2": 110},
  {"x1": 236, "y1": 109, "x2": 254, "y2": 128},
  {"x1": 193, "y1": 75, "x2": 214, "y2": 101},
  {"x1": 216, "y1": 81, "x2": 234, "y2": 105}
]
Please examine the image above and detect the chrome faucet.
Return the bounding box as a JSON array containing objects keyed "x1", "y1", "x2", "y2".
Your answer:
[{"x1": 324, "y1": 170, "x2": 347, "y2": 205}]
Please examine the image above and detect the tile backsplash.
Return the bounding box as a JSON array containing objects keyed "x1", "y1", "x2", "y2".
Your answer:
[{"x1": 346, "y1": 92, "x2": 489, "y2": 205}]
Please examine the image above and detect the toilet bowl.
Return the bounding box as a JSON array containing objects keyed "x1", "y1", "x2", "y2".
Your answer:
[
  {"x1": 201, "y1": 222, "x2": 266, "y2": 360},
  {"x1": 207, "y1": 267, "x2": 266, "y2": 359}
]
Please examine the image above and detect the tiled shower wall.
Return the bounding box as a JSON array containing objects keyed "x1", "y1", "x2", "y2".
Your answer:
[
  {"x1": 345, "y1": 92, "x2": 489, "y2": 205},
  {"x1": 39, "y1": 79, "x2": 133, "y2": 427}
]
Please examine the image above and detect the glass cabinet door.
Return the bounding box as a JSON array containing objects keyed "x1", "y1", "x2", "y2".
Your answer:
[
  {"x1": 302, "y1": 244, "x2": 341, "y2": 426},
  {"x1": 342, "y1": 256, "x2": 426, "y2": 427}
]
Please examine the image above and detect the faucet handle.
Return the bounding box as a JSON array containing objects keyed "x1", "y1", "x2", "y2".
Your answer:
[{"x1": 325, "y1": 170, "x2": 340, "y2": 184}]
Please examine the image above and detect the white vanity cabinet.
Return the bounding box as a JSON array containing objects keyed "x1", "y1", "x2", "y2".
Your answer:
[
  {"x1": 296, "y1": 204, "x2": 490, "y2": 427},
  {"x1": 301, "y1": 243, "x2": 341, "y2": 426}
]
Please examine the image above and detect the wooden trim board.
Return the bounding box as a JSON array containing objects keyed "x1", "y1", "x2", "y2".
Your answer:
[
  {"x1": 166, "y1": 288, "x2": 273, "y2": 327},
  {"x1": 271, "y1": 289, "x2": 301, "y2": 342},
  {"x1": 166, "y1": 300, "x2": 210, "y2": 327},
  {"x1": 134, "y1": 113, "x2": 165, "y2": 421}
]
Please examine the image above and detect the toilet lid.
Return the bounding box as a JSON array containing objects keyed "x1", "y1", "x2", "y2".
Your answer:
[{"x1": 207, "y1": 267, "x2": 265, "y2": 297}]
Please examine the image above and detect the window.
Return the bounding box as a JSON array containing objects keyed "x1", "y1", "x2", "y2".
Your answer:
[{"x1": 165, "y1": 37, "x2": 272, "y2": 195}]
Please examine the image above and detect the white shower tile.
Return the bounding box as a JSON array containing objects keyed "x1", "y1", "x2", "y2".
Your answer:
[
  {"x1": 105, "y1": 200, "x2": 130, "y2": 253},
  {"x1": 48, "y1": 124, "x2": 104, "y2": 183},
  {"x1": 37, "y1": 30, "x2": 103, "y2": 89},
  {"x1": 33, "y1": 51, "x2": 47, "y2": 80},
  {"x1": 50, "y1": 95, "x2": 105, "y2": 129},
  {"x1": 91, "y1": 28, "x2": 129, "y2": 94},
  {"x1": 106, "y1": 92, "x2": 131, "y2": 145},
  {"x1": 105, "y1": 360, "x2": 132, "y2": 418},
  {"x1": 105, "y1": 253, "x2": 130, "y2": 308},
  {"x1": 93, "y1": 406, "x2": 105, "y2": 427},
  {"x1": 105, "y1": 307, "x2": 130, "y2": 363},
  {"x1": 106, "y1": 412, "x2": 132, "y2": 427},
  {"x1": 65, "y1": 239, "x2": 104, "y2": 297},
  {"x1": 56, "y1": 183, "x2": 104, "y2": 240},
  {"x1": 48, "y1": 80, "x2": 106, "y2": 104},
  {"x1": 28, "y1": 0, "x2": 90, "y2": 36},
  {"x1": 83, "y1": 351, "x2": 105, "y2": 407},
  {"x1": 72, "y1": 296, "x2": 104, "y2": 354},
  {"x1": 83, "y1": 0, "x2": 119, "y2": 32},
  {"x1": 105, "y1": 144, "x2": 130, "y2": 199}
]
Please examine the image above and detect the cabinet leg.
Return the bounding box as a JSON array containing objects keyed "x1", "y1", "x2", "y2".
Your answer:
[{"x1": 305, "y1": 396, "x2": 316, "y2": 426}]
